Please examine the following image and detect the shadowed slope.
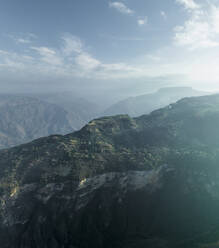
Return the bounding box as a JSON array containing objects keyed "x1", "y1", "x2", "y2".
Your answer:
[{"x1": 1, "y1": 94, "x2": 219, "y2": 247}]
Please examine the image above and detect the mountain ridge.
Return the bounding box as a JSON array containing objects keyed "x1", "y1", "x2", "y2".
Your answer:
[
  {"x1": 103, "y1": 86, "x2": 208, "y2": 117},
  {"x1": 0, "y1": 95, "x2": 75, "y2": 149},
  {"x1": 1, "y1": 94, "x2": 219, "y2": 247},
  {"x1": 0, "y1": 87, "x2": 210, "y2": 150}
]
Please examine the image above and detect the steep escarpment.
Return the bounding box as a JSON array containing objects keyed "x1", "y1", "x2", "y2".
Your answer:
[{"x1": 1, "y1": 94, "x2": 219, "y2": 247}]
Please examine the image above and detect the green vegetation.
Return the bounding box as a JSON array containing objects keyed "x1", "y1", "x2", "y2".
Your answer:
[{"x1": 1, "y1": 94, "x2": 219, "y2": 247}]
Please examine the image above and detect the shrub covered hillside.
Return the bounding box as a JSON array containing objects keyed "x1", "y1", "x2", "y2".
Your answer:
[{"x1": 1, "y1": 94, "x2": 219, "y2": 247}]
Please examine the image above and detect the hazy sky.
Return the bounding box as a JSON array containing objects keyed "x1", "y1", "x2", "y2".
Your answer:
[{"x1": 1, "y1": 0, "x2": 219, "y2": 98}]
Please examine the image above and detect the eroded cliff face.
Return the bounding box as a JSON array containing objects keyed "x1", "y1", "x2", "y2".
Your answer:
[
  {"x1": 2, "y1": 95, "x2": 219, "y2": 247},
  {"x1": 0, "y1": 166, "x2": 167, "y2": 247},
  {"x1": 1, "y1": 163, "x2": 219, "y2": 248}
]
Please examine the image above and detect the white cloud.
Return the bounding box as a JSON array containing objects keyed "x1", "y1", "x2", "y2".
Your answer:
[
  {"x1": 109, "y1": 2, "x2": 134, "y2": 15},
  {"x1": 109, "y1": 2, "x2": 148, "y2": 28},
  {"x1": 174, "y1": 2, "x2": 219, "y2": 49},
  {"x1": 137, "y1": 16, "x2": 148, "y2": 26},
  {"x1": 210, "y1": 5, "x2": 219, "y2": 33},
  {"x1": 31, "y1": 46, "x2": 63, "y2": 66},
  {"x1": 62, "y1": 34, "x2": 82, "y2": 55},
  {"x1": 176, "y1": 0, "x2": 200, "y2": 10},
  {"x1": 160, "y1": 11, "x2": 167, "y2": 19},
  {"x1": 16, "y1": 38, "x2": 32, "y2": 44},
  {"x1": 8, "y1": 33, "x2": 37, "y2": 44},
  {"x1": 0, "y1": 37, "x2": 156, "y2": 81},
  {"x1": 75, "y1": 53, "x2": 101, "y2": 70},
  {"x1": 3, "y1": 30, "x2": 219, "y2": 88},
  {"x1": 146, "y1": 54, "x2": 161, "y2": 62},
  {"x1": 61, "y1": 33, "x2": 101, "y2": 71}
]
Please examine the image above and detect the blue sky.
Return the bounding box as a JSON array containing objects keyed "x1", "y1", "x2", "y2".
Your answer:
[{"x1": 1, "y1": 0, "x2": 219, "y2": 97}]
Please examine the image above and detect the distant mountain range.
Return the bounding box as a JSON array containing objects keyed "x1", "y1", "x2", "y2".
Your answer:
[
  {"x1": 0, "y1": 87, "x2": 209, "y2": 149},
  {"x1": 2, "y1": 94, "x2": 219, "y2": 247},
  {"x1": 35, "y1": 92, "x2": 102, "y2": 130},
  {"x1": 0, "y1": 95, "x2": 74, "y2": 149},
  {"x1": 103, "y1": 87, "x2": 208, "y2": 117},
  {"x1": 0, "y1": 93, "x2": 102, "y2": 149}
]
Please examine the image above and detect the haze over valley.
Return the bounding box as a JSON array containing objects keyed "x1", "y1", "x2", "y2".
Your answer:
[
  {"x1": 0, "y1": 86, "x2": 209, "y2": 149},
  {"x1": 1, "y1": 0, "x2": 219, "y2": 247}
]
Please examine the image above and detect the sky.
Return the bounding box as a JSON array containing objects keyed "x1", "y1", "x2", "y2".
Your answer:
[{"x1": 1, "y1": 0, "x2": 219, "y2": 101}]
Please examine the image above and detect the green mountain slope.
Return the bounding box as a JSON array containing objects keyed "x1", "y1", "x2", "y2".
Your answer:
[{"x1": 1, "y1": 94, "x2": 219, "y2": 247}]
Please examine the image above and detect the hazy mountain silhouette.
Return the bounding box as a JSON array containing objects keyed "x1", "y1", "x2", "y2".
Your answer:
[{"x1": 103, "y1": 87, "x2": 208, "y2": 117}]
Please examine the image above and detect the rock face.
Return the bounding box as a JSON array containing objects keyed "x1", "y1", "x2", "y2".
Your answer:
[
  {"x1": 2, "y1": 94, "x2": 219, "y2": 247},
  {"x1": 0, "y1": 166, "x2": 171, "y2": 247}
]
